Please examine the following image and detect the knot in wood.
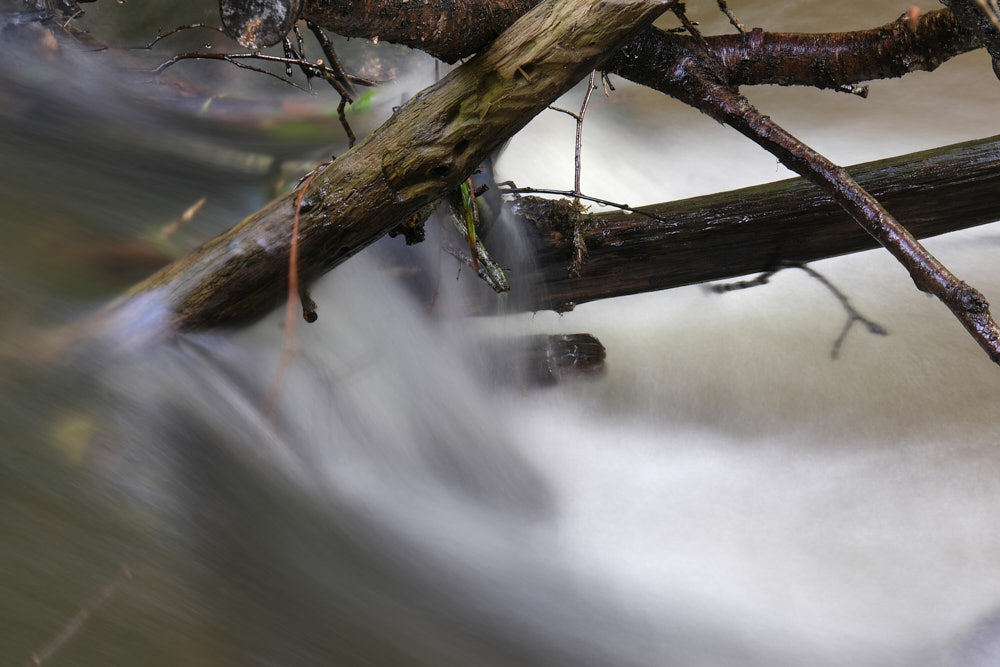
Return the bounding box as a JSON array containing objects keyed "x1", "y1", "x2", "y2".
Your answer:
[{"x1": 948, "y1": 280, "x2": 989, "y2": 313}]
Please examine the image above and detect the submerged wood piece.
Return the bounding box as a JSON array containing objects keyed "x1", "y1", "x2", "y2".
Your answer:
[
  {"x1": 506, "y1": 135, "x2": 1000, "y2": 313},
  {"x1": 100, "y1": 0, "x2": 668, "y2": 336},
  {"x1": 491, "y1": 334, "x2": 607, "y2": 387},
  {"x1": 303, "y1": 0, "x2": 540, "y2": 63}
]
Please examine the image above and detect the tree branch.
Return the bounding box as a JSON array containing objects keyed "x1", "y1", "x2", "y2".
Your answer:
[
  {"x1": 77, "y1": 0, "x2": 999, "y2": 366},
  {"x1": 704, "y1": 8, "x2": 980, "y2": 87},
  {"x1": 608, "y1": 26, "x2": 1000, "y2": 363},
  {"x1": 302, "y1": 0, "x2": 980, "y2": 86},
  {"x1": 501, "y1": 135, "x2": 1000, "y2": 313},
  {"x1": 301, "y1": 0, "x2": 539, "y2": 64},
  {"x1": 941, "y1": 0, "x2": 1000, "y2": 62},
  {"x1": 95, "y1": 0, "x2": 669, "y2": 338}
]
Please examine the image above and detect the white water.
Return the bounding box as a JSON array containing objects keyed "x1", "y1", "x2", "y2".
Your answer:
[{"x1": 4, "y1": 1, "x2": 1000, "y2": 665}]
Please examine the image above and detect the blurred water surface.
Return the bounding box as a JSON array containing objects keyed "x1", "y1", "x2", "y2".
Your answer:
[{"x1": 4, "y1": 2, "x2": 1000, "y2": 666}]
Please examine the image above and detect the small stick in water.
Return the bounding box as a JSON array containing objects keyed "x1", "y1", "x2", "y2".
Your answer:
[{"x1": 26, "y1": 565, "x2": 132, "y2": 667}]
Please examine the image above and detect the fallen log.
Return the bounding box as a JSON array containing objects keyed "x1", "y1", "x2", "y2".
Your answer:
[
  {"x1": 97, "y1": 0, "x2": 668, "y2": 338},
  {"x1": 499, "y1": 135, "x2": 1000, "y2": 312}
]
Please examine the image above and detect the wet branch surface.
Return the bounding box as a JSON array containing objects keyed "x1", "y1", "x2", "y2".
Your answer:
[
  {"x1": 702, "y1": 8, "x2": 979, "y2": 88},
  {"x1": 302, "y1": 0, "x2": 979, "y2": 80},
  {"x1": 98, "y1": 0, "x2": 668, "y2": 336},
  {"x1": 83, "y1": 0, "x2": 1000, "y2": 365},
  {"x1": 503, "y1": 135, "x2": 1000, "y2": 314},
  {"x1": 608, "y1": 11, "x2": 1000, "y2": 362}
]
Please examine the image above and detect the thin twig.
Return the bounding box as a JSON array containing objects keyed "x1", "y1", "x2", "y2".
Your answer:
[
  {"x1": 498, "y1": 185, "x2": 672, "y2": 224},
  {"x1": 133, "y1": 23, "x2": 227, "y2": 50},
  {"x1": 548, "y1": 105, "x2": 581, "y2": 120},
  {"x1": 152, "y1": 51, "x2": 378, "y2": 87},
  {"x1": 574, "y1": 71, "x2": 598, "y2": 194},
  {"x1": 600, "y1": 71, "x2": 615, "y2": 96},
  {"x1": 708, "y1": 270, "x2": 776, "y2": 292},
  {"x1": 289, "y1": 173, "x2": 320, "y2": 322},
  {"x1": 337, "y1": 96, "x2": 356, "y2": 147},
  {"x1": 288, "y1": 23, "x2": 314, "y2": 89},
  {"x1": 675, "y1": 78, "x2": 1000, "y2": 364},
  {"x1": 25, "y1": 565, "x2": 132, "y2": 667},
  {"x1": 266, "y1": 167, "x2": 323, "y2": 407},
  {"x1": 709, "y1": 262, "x2": 887, "y2": 358},
  {"x1": 306, "y1": 20, "x2": 356, "y2": 101},
  {"x1": 671, "y1": 3, "x2": 703, "y2": 40},
  {"x1": 300, "y1": 287, "x2": 318, "y2": 322},
  {"x1": 715, "y1": 0, "x2": 746, "y2": 33},
  {"x1": 794, "y1": 263, "x2": 887, "y2": 358},
  {"x1": 156, "y1": 196, "x2": 206, "y2": 243},
  {"x1": 441, "y1": 241, "x2": 509, "y2": 293},
  {"x1": 294, "y1": 21, "x2": 306, "y2": 60},
  {"x1": 152, "y1": 52, "x2": 309, "y2": 90},
  {"x1": 311, "y1": 55, "x2": 353, "y2": 100}
]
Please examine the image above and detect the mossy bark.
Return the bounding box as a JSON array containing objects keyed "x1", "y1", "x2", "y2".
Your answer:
[{"x1": 103, "y1": 0, "x2": 668, "y2": 335}]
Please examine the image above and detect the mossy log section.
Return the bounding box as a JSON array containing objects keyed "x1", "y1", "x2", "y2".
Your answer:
[
  {"x1": 505, "y1": 135, "x2": 1000, "y2": 312},
  {"x1": 102, "y1": 0, "x2": 669, "y2": 333}
]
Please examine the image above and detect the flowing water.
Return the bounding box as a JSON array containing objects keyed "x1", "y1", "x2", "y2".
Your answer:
[{"x1": 4, "y1": 1, "x2": 1000, "y2": 665}]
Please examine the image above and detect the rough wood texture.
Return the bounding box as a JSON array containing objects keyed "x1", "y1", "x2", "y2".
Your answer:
[
  {"x1": 505, "y1": 135, "x2": 1000, "y2": 313},
  {"x1": 303, "y1": 0, "x2": 980, "y2": 82},
  {"x1": 703, "y1": 9, "x2": 978, "y2": 87},
  {"x1": 302, "y1": 0, "x2": 540, "y2": 63},
  {"x1": 102, "y1": 0, "x2": 668, "y2": 335}
]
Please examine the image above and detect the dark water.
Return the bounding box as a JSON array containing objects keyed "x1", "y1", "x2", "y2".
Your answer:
[
  {"x1": 5, "y1": 2, "x2": 1000, "y2": 666},
  {"x1": 0, "y1": 10, "x2": 643, "y2": 666}
]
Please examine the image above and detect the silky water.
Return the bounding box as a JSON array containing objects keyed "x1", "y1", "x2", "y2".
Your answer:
[{"x1": 4, "y1": 2, "x2": 1000, "y2": 665}]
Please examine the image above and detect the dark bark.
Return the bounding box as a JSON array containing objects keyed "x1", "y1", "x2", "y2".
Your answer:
[
  {"x1": 609, "y1": 21, "x2": 1000, "y2": 363},
  {"x1": 303, "y1": 0, "x2": 980, "y2": 86},
  {"x1": 302, "y1": 0, "x2": 539, "y2": 63},
  {"x1": 940, "y1": 0, "x2": 1000, "y2": 62},
  {"x1": 501, "y1": 135, "x2": 1000, "y2": 313}
]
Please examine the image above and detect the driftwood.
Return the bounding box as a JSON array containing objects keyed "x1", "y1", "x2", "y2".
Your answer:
[{"x1": 500, "y1": 135, "x2": 1000, "y2": 313}]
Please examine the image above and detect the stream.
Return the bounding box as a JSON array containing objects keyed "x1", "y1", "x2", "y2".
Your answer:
[{"x1": 4, "y1": 1, "x2": 1000, "y2": 665}]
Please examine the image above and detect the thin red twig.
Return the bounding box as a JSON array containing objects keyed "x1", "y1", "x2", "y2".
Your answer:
[
  {"x1": 266, "y1": 169, "x2": 321, "y2": 407},
  {"x1": 25, "y1": 565, "x2": 131, "y2": 667}
]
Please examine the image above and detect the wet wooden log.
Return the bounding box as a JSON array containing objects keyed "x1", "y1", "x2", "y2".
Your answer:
[
  {"x1": 97, "y1": 0, "x2": 668, "y2": 338},
  {"x1": 498, "y1": 135, "x2": 1000, "y2": 312}
]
